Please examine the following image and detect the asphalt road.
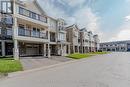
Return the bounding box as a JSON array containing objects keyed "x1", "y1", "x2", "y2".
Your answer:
[{"x1": 0, "y1": 52, "x2": 130, "y2": 87}]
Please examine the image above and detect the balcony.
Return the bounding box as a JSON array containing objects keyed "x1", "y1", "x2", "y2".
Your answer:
[
  {"x1": 18, "y1": 28, "x2": 48, "y2": 39},
  {"x1": 19, "y1": 7, "x2": 47, "y2": 23}
]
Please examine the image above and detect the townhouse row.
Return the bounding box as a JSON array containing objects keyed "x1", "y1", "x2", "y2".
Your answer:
[
  {"x1": 0, "y1": 0, "x2": 100, "y2": 60},
  {"x1": 100, "y1": 41, "x2": 130, "y2": 52}
]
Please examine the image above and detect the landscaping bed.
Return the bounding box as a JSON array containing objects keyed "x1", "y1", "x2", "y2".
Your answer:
[{"x1": 0, "y1": 58, "x2": 23, "y2": 74}]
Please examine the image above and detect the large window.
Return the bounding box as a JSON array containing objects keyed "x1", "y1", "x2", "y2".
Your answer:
[{"x1": 1, "y1": 1, "x2": 13, "y2": 14}]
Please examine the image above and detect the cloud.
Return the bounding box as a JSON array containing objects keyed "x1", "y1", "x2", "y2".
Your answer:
[
  {"x1": 125, "y1": 15, "x2": 130, "y2": 21},
  {"x1": 38, "y1": 0, "x2": 103, "y2": 40},
  {"x1": 57, "y1": 0, "x2": 86, "y2": 7},
  {"x1": 109, "y1": 19, "x2": 130, "y2": 41},
  {"x1": 37, "y1": 0, "x2": 67, "y2": 19},
  {"x1": 73, "y1": 7, "x2": 100, "y2": 32}
]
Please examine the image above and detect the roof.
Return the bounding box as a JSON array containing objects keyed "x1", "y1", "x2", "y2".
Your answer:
[
  {"x1": 100, "y1": 40, "x2": 130, "y2": 44},
  {"x1": 66, "y1": 24, "x2": 79, "y2": 30},
  {"x1": 80, "y1": 28, "x2": 87, "y2": 32}
]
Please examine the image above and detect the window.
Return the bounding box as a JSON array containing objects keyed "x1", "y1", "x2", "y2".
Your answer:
[
  {"x1": 1, "y1": 1, "x2": 13, "y2": 14},
  {"x1": 18, "y1": 24, "x2": 25, "y2": 36},
  {"x1": 32, "y1": 12, "x2": 36, "y2": 19},
  {"x1": 36, "y1": 28, "x2": 40, "y2": 37},
  {"x1": 32, "y1": 28, "x2": 36, "y2": 37},
  {"x1": 39, "y1": 16, "x2": 46, "y2": 22},
  {"x1": 0, "y1": 27, "x2": 1, "y2": 34},
  {"x1": 19, "y1": 7, "x2": 29, "y2": 17},
  {"x1": 19, "y1": 7, "x2": 24, "y2": 15},
  {"x1": 6, "y1": 27, "x2": 12, "y2": 36},
  {"x1": 4, "y1": 15, "x2": 13, "y2": 25}
]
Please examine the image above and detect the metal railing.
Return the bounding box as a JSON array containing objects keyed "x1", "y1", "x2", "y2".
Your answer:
[
  {"x1": 18, "y1": 28, "x2": 48, "y2": 39},
  {"x1": 19, "y1": 7, "x2": 47, "y2": 23}
]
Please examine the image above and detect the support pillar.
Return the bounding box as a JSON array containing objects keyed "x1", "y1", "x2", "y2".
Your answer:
[
  {"x1": 81, "y1": 46, "x2": 84, "y2": 54},
  {"x1": 77, "y1": 45, "x2": 79, "y2": 53},
  {"x1": 73, "y1": 45, "x2": 75, "y2": 53},
  {"x1": 68, "y1": 44, "x2": 70, "y2": 54},
  {"x1": 2, "y1": 41, "x2": 5, "y2": 56},
  {"x1": 61, "y1": 44, "x2": 63, "y2": 56},
  {"x1": 14, "y1": 40, "x2": 19, "y2": 60},
  {"x1": 44, "y1": 44, "x2": 46, "y2": 57},
  {"x1": 47, "y1": 44, "x2": 50, "y2": 58}
]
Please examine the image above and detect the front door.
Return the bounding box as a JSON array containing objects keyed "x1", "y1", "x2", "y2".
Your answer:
[{"x1": 5, "y1": 42, "x2": 13, "y2": 55}]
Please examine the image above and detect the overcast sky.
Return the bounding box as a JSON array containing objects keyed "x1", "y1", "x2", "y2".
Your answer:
[{"x1": 37, "y1": 0, "x2": 130, "y2": 42}]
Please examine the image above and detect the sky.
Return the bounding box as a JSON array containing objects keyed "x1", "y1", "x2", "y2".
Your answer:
[{"x1": 37, "y1": 0, "x2": 130, "y2": 42}]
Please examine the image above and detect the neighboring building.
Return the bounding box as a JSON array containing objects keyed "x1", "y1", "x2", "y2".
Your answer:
[
  {"x1": 0, "y1": 0, "x2": 71, "y2": 59},
  {"x1": 0, "y1": 0, "x2": 100, "y2": 60},
  {"x1": 66, "y1": 24, "x2": 79, "y2": 54},
  {"x1": 49, "y1": 18, "x2": 70, "y2": 56},
  {"x1": 93, "y1": 35, "x2": 100, "y2": 51},
  {"x1": 100, "y1": 40, "x2": 130, "y2": 52},
  {"x1": 79, "y1": 28, "x2": 89, "y2": 53},
  {"x1": 79, "y1": 28, "x2": 99, "y2": 53}
]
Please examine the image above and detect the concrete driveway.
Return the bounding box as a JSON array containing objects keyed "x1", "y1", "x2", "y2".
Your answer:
[
  {"x1": 20, "y1": 56, "x2": 73, "y2": 70},
  {"x1": 0, "y1": 52, "x2": 130, "y2": 87}
]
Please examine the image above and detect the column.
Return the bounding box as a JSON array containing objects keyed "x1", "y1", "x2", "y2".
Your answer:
[
  {"x1": 73, "y1": 45, "x2": 75, "y2": 53},
  {"x1": 62, "y1": 45, "x2": 66, "y2": 56},
  {"x1": 2, "y1": 41, "x2": 5, "y2": 56},
  {"x1": 14, "y1": 40, "x2": 19, "y2": 60},
  {"x1": 77, "y1": 45, "x2": 79, "y2": 53},
  {"x1": 68, "y1": 44, "x2": 70, "y2": 54},
  {"x1": 44, "y1": 44, "x2": 46, "y2": 57},
  {"x1": 81, "y1": 46, "x2": 84, "y2": 54},
  {"x1": 63, "y1": 45, "x2": 66, "y2": 56},
  {"x1": 47, "y1": 43, "x2": 50, "y2": 58},
  {"x1": 13, "y1": 17, "x2": 18, "y2": 37},
  {"x1": 61, "y1": 44, "x2": 63, "y2": 56},
  {"x1": 84, "y1": 46, "x2": 85, "y2": 53}
]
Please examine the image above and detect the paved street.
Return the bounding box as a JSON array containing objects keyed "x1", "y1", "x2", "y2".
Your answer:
[{"x1": 0, "y1": 52, "x2": 130, "y2": 87}]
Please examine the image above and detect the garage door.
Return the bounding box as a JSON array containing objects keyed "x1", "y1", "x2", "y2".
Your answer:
[{"x1": 26, "y1": 47, "x2": 39, "y2": 56}]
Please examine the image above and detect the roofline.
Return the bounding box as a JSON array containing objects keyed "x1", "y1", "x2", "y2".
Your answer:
[
  {"x1": 66, "y1": 24, "x2": 79, "y2": 30},
  {"x1": 100, "y1": 40, "x2": 130, "y2": 44}
]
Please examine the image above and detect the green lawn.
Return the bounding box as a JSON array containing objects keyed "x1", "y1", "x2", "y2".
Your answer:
[
  {"x1": 0, "y1": 58, "x2": 23, "y2": 73},
  {"x1": 89, "y1": 52, "x2": 110, "y2": 55},
  {"x1": 67, "y1": 52, "x2": 109, "y2": 59},
  {"x1": 66, "y1": 53, "x2": 93, "y2": 59}
]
